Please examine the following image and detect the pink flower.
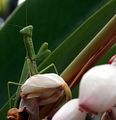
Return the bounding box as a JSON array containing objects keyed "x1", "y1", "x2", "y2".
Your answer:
[
  {"x1": 52, "y1": 99, "x2": 86, "y2": 120},
  {"x1": 79, "y1": 55, "x2": 116, "y2": 114}
]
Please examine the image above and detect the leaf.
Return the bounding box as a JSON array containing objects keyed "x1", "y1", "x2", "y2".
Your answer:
[{"x1": 38, "y1": 0, "x2": 116, "y2": 76}]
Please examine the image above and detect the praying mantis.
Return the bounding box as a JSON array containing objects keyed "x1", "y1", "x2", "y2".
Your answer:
[
  {"x1": 7, "y1": 25, "x2": 56, "y2": 108},
  {"x1": 6, "y1": 25, "x2": 72, "y2": 120}
]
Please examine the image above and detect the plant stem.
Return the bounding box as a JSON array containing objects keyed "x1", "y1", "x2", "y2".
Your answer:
[
  {"x1": 61, "y1": 15, "x2": 116, "y2": 83},
  {"x1": 70, "y1": 35, "x2": 116, "y2": 88}
]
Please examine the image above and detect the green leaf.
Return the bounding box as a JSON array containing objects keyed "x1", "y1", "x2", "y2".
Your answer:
[{"x1": 38, "y1": 0, "x2": 116, "y2": 75}]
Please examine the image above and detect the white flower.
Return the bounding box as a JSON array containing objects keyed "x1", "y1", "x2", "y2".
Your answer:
[
  {"x1": 19, "y1": 73, "x2": 72, "y2": 119},
  {"x1": 20, "y1": 73, "x2": 72, "y2": 104},
  {"x1": 79, "y1": 56, "x2": 116, "y2": 114},
  {"x1": 52, "y1": 99, "x2": 86, "y2": 120}
]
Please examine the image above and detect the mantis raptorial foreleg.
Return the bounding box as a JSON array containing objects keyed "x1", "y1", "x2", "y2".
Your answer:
[
  {"x1": 36, "y1": 42, "x2": 51, "y2": 64},
  {"x1": 20, "y1": 25, "x2": 38, "y2": 75}
]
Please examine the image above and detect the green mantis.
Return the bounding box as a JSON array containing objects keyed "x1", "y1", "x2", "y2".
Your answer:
[
  {"x1": 7, "y1": 25, "x2": 59, "y2": 109},
  {"x1": 6, "y1": 25, "x2": 72, "y2": 120}
]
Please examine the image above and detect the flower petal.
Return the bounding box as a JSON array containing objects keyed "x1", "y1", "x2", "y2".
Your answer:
[
  {"x1": 79, "y1": 64, "x2": 116, "y2": 113},
  {"x1": 21, "y1": 73, "x2": 65, "y2": 98},
  {"x1": 21, "y1": 73, "x2": 72, "y2": 101},
  {"x1": 52, "y1": 99, "x2": 86, "y2": 120}
]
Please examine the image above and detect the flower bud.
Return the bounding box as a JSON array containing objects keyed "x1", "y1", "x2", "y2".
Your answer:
[
  {"x1": 52, "y1": 99, "x2": 86, "y2": 120},
  {"x1": 79, "y1": 63, "x2": 116, "y2": 114},
  {"x1": 21, "y1": 73, "x2": 72, "y2": 104}
]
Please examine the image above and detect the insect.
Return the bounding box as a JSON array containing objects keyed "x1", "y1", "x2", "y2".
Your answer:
[
  {"x1": 7, "y1": 25, "x2": 54, "y2": 109},
  {"x1": 5, "y1": 24, "x2": 72, "y2": 120}
]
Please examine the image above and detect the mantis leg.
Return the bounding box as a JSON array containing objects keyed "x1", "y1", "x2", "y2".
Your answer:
[
  {"x1": 39, "y1": 63, "x2": 58, "y2": 74},
  {"x1": 7, "y1": 81, "x2": 22, "y2": 108}
]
